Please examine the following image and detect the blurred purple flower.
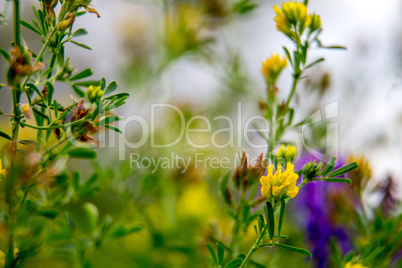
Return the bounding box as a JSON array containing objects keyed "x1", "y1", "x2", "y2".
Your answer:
[{"x1": 293, "y1": 152, "x2": 353, "y2": 268}]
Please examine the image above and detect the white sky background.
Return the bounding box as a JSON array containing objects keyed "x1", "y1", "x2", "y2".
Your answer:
[{"x1": 0, "y1": 0, "x2": 401, "y2": 190}]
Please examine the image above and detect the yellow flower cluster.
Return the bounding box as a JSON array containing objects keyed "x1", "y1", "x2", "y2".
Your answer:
[
  {"x1": 345, "y1": 262, "x2": 367, "y2": 268},
  {"x1": 274, "y1": 2, "x2": 321, "y2": 38},
  {"x1": 277, "y1": 144, "x2": 297, "y2": 163},
  {"x1": 261, "y1": 54, "x2": 287, "y2": 86},
  {"x1": 87, "y1": 85, "x2": 103, "y2": 103},
  {"x1": 260, "y1": 162, "x2": 299, "y2": 201}
]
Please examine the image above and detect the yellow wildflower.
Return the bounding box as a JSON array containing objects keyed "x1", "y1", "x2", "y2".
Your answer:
[
  {"x1": 261, "y1": 54, "x2": 287, "y2": 86},
  {"x1": 260, "y1": 162, "x2": 299, "y2": 201},
  {"x1": 345, "y1": 262, "x2": 367, "y2": 268},
  {"x1": 277, "y1": 144, "x2": 297, "y2": 163},
  {"x1": 274, "y1": 2, "x2": 311, "y2": 36}
]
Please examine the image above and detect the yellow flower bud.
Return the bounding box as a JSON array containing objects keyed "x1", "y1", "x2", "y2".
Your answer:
[
  {"x1": 309, "y1": 14, "x2": 321, "y2": 33},
  {"x1": 21, "y1": 103, "x2": 32, "y2": 119},
  {"x1": 87, "y1": 86, "x2": 103, "y2": 103},
  {"x1": 57, "y1": 14, "x2": 76, "y2": 32},
  {"x1": 260, "y1": 163, "x2": 299, "y2": 202},
  {"x1": 277, "y1": 144, "x2": 297, "y2": 163},
  {"x1": 261, "y1": 54, "x2": 287, "y2": 86}
]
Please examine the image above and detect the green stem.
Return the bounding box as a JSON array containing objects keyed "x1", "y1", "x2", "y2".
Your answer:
[
  {"x1": 284, "y1": 76, "x2": 299, "y2": 113},
  {"x1": 19, "y1": 117, "x2": 88, "y2": 130},
  {"x1": 8, "y1": 2, "x2": 21, "y2": 267},
  {"x1": 21, "y1": 27, "x2": 57, "y2": 90},
  {"x1": 239, "y1": 244, "x2": 258, "y2": 268}
]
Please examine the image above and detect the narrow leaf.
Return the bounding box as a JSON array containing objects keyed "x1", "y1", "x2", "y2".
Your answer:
[
  {"x1": 283, "y1": 46, "x2": 293, "y2": 67},
  {"x1": 0, "y1": 48, "x2": 10, "y2": 63},
  {"x1": 266, "y1": 202, "x2": 275, "y2": 241},
  {"x1": 69, "y1": 68, "x2": 93, "y2": 81},
  {"x1": 103, "y1": 124, "x2": 123, "y2": 134},
  {"x1": 73, "y1": 28, "x2": 88, "y2": 38},
  {"x1": 219, "y1": 171, "x2": 231, "y2": 204},
  {"x1": 322, "y1": 156, "x2": 337, "y2": 176},
  {"x1": 224, "y1": 258, "x2": 243, "y2": 268},
  {"x1": 275, "y1": 243, "x2": 312, "y2": 257},
  {"x1": 206, "y1": 243, "x2": 218, "y2": 265},
  {"x1": 327, "y1": 162, "x2": 358, "y2": 177},
  {"x1": 278, "y1": 199, "x2": 286, "y2": 243},
  {"x1": 0, "y1": 131, "x2": 11, "y2": 141},
  {"x1": 67, "y1": 148, "x2": 97, "y2": 159},
  {"x1": 322, "y1": 177, "x2": 351, "y2": 184},
  {"x1": 305, "y1": 57, "x2": 325, "y2": 69},
  {"x1": 20, "y1": 19, "x2": 42, "y2": 35},
  {"x1": 217, "y1": 243, "x2": 225, "y2": 265},
  {"x1": 46, "y1": 82, "x2": 55, "y2": 106},
  {"x1": 104, "y1": 81, "x2": 118, "y2": 96},
  {"x1": 70, "y1": 40, "x2": 92, "y2": 50}
]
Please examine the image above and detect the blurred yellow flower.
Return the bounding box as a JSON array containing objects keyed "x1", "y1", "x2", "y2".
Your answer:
[
  {"x1": 345, "y1": 262, "x2": 367, "y2": 268},
  {"x1": 309, "y1": 13, "x2": 321, "y2": 32},
  {"x1": 277, "y1": 144, "x2": 297, "y2": 163},
  {"x1": 87, "y1": 85, "x2": 103, "y2": 103},
  {"x1": 260, "y1": 162, "x2": 299, "y2": 201},
  {"x1": 274, "y1": 2, "x2": 311, "y2": 36},
  {"x1": 0, "y1": 159, "x2": 7, "y2": 179},
  {"x1": 261, "y1": 54, "x2": 287, "y2": 86}
]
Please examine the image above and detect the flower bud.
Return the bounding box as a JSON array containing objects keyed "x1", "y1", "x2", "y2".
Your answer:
[
  {"x1": 301, "y1": 161, "x2": 323, "y2": 181},
  {"x1": 87, "y1": 85, "x2": 103, "y2": 103},
  {"x1": 21, "y1": 104, "x2": 32, "y2": 119},
  {"x1": 261, "y1": 54, "x2": 287, "y2": 86},
  {"x1": 277, "y1": 145, "x2": 297, "y2": 164},
  {"x1": 57, "y1": 13, "x2": 76, "y2": 32},
  {"x1": 309, "y1": 14, "x2": 321, "y2": 33}
]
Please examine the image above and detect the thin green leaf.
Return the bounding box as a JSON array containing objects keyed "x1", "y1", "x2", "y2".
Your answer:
[
  {"x1": 104, "y1": 81, "x2": 118, "y2": 96},
  {"x1": 72, "y1": 85, "x2": 85, "y2": 97},
  {"x1": 0, "y1": 48, "x2": 10, "y2": 63},
  {"x1": 217, "y1": 243, "x2": 225, "y2": 265},
  {"x1": 275, "y1": 243, "x2": 312, "y2": 257},
  {"x1": 283, "y1": 46, "x2": 293, "y2": 67},
  {"x1": 100, "y1": 77, "x2": 106, "y2": 91},
  {"x1": 73, "y1": 28, "x2": 88, "y2": 38},
  {"x1": 103, "y1": 124, "x2": 123, "y2": 134},
  {"x1": 219, "y1": 171, "x2": 231, "y2": 204},
  {"x1": 99, "y1": 115, "x2": 121, "y2": 126},
  {"x1": 53, "y1": 100, "x2": 59, "y2": 117},
  {"x1": 224, "y1": 258, "x2": 243, "y2": 268},
  {"x1": 69, "y1": 68, "x2": 93, "y2": 81},
  {"x1": 322, "y1": 156, "x2": 337, "y2": 176},
  {"x1": 0, "y1": 131, "x2": 11, "y2": 141},
  {"x1": 46, "y1": 82, "x2": 54, "y2": 106},
  {"x1": 327, "y1": 162, "x2": 358, "y2": 177},
  {"x1": 266, "y1": 202, "x2": 275, "y2": 241},
  {"x1": 206, "y1": 243, "x2": 218, "y2": 265},
  {"x1": 305, "y1": 57, "x2": 325, "y2": 69},
  {"x1": 70, "y1": 40, "x2": 92, "y2": 50},
  {"x1": 67, "y1": 148, "x2": 97, "y2": 159},
  {"x1": 103, "y1": 93, "x2": 129, "y2": 100},
  {"x1": 20, "y1": 19, "x2": 42, "y2": 35},
  {"x1": 278, "y1": 199, "x2": 286, "y2": 243},
  {"x1": 322, "y1": 177, "x2": 351, "y2": 184}
]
